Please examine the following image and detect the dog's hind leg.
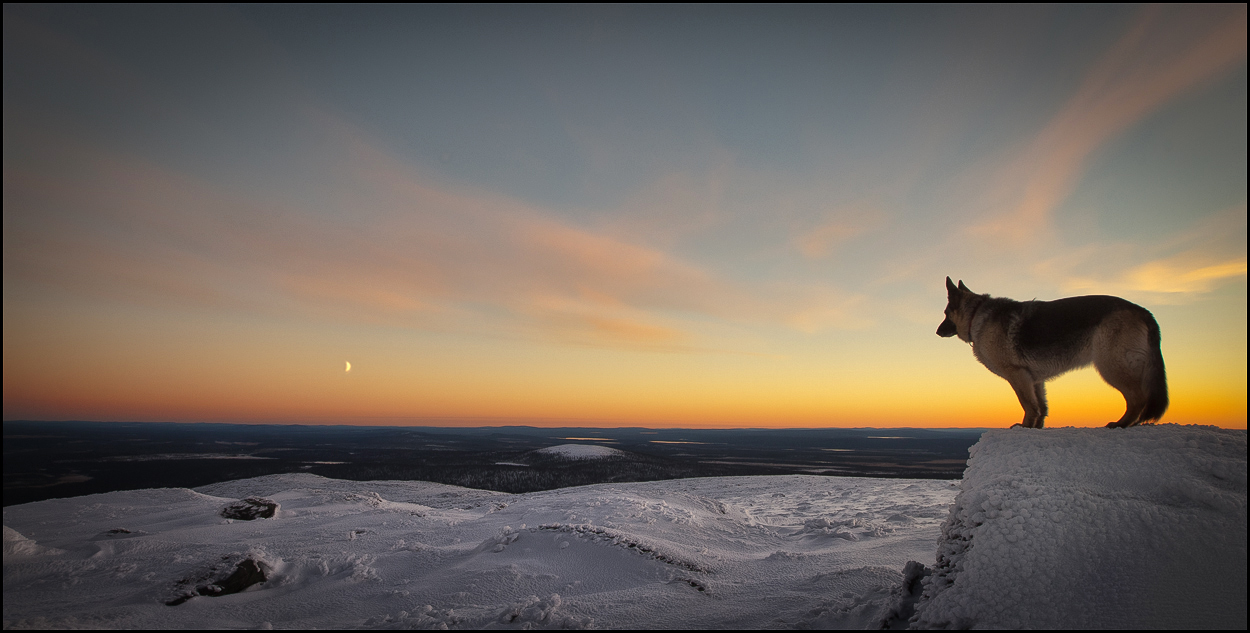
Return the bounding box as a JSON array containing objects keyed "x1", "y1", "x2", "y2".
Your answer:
[
  {"x1": 1095, "y1": 353, "x2": 1147, "y2": 428},
  {"x1": 1109, "y1": 398, "x2": 1146, "y2": 428},
  {"x1": 1004, "y1": 368, "x2": 1044, "y2": 428},
  {"x1": 1093, "y1": 314, "x2": 1162, "y2": 428}
]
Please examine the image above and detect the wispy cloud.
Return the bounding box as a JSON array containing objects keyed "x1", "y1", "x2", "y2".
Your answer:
[
  {"x1": 1032, "y1": 205, "x2": 1247, "y2": 303},
  {"x1": 1121, "y1": 257, "x2": 1247, "y2": 295},
  {"x1": 793, "y1": 203, "x2": 888, "y2": 260},
  {"x1": 784, "y1": 292, "x2": 874, "y2": 333},
  {"x1": 972, "y1": 4, "x2": 1247, "y2": 242},
  {"x1": 4, "y1": 110, "x2": 877, "y2": 355}
]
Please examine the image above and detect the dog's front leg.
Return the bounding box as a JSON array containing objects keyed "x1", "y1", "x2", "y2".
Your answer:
[{"x1": 1004, "y1": 368, "x2": 1044, "y2": 428}]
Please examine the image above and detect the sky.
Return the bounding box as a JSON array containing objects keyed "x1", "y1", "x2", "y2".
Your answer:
[{"x1": 3, "y1": 4, "x2": 1246, "y2": 429}]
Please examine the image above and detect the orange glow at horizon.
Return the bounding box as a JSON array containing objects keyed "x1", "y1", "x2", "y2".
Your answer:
[
  {"x1": 4, "y1": 286, "x2": 1246, "y2": 430},
  {"x1": 5, "y1": 325, "x2": 1244, "y2": 429},
  {"x1": 4, "y1": 276, "x2": 1245, "y2": 430}
]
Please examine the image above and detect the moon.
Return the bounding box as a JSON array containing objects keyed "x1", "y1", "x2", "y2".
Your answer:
[{"x1": 345, "y1": 361, "x2": 351, "y2": 373}]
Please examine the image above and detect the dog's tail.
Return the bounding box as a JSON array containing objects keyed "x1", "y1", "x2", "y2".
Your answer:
[{"x1": 1140, "y1": 314, "x2": 1169, "y2": 423}]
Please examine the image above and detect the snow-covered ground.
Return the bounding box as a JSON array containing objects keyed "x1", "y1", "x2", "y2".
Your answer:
[
  {"x1": 911, "y1": 424, "x2": 1247, "y2": 629},
  {"x1": 2, "y1": 472, "x2": 952, "y2": 629},
  {"x1": 534, "y1": 444, "x2": 626, "y2": 459},
  {"x1": 3, "y1": 424, "x2": 1245, "y2": 629}
]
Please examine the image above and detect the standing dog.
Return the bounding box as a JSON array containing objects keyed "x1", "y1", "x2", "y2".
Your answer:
[{"x1": 937, "y1": 277, "x2": 1167, "y2": 428}]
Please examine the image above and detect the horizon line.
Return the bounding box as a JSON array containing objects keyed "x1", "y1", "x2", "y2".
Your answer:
[{"x1": 2, "y1": 418, "x2": 999, "y2": 431}]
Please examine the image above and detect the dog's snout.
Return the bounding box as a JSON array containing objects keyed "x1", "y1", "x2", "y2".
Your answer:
[{"x1": 936, "y1": 318, "x2": 957, "y2": 338}]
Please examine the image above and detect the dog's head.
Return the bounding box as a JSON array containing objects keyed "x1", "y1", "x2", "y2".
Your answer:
[{"x1": 937, "y1": 276, "x2": 974, "y2": 341}]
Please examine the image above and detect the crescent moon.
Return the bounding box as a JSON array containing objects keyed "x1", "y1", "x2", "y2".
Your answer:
[{"x1": 345, "y1": 361, "x2": 352, "y2": 373}]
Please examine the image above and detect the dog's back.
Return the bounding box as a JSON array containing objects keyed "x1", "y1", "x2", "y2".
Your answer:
[{"x1": 1015, "y1": 295, "x2": 1147, "y2": 355}]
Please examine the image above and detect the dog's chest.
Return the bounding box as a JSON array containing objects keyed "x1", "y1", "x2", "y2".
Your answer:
[{"x1": 970, "y1": 331, "x2": 1016, "y2": 377}]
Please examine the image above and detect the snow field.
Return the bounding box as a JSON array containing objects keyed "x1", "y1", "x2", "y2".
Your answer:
[
  {"x1": 7, "y1": 424, "x2": 1241, "y2": 629},
  {"x1": 3, "y1": 473, "x2": 956, "y2": 629}
]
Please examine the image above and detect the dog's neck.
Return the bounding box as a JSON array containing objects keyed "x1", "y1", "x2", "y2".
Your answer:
[{"x1": 964, "y1": 295, "x2": 986, "y2": 347}]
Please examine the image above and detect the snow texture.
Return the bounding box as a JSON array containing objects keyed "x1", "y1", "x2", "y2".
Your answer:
[
  {"x1": 3, "y1": 425, "x2": 1244, "y2": 630},
  {"x1": 534, "y1": 443, "x2": 625, "y2": 459},
  {"x1": 911, "y1": 424, "x2": 1247, "y2": 629},
  {"x1": 2, "y1": 473, "x2": 951, "y2": 629}
]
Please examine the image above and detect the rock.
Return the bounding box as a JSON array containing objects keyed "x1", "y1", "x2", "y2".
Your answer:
[
  {"x1": 219, "y1": 498, "x2": 279, "y2": 520},
  {"x1": 92, "y1": 527, "x2": 147, "y2": 540},
  {"x1": 166, "y1": 558, "x2": 267, "y2": 606}
]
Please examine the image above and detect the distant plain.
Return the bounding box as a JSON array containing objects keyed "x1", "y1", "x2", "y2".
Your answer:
[{"x1": 2, "y1": 421, "x2": 984, "y2": 507}]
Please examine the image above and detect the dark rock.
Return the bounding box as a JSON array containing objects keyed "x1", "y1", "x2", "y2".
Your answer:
[
  {"x1": 219, "y1": 497, "x2": 279, "y2": 520},
  {"x1": 92, "y1": 527, "x2": 147, "y2": 540},
  {"x1": 199, "y1": 559, "x2": 266, "y2": 596},
  {"x1": 165, "y1": 558, "x2": 268, "y2": 606},
  {"x1": 877, "y1": 560, "x2": 932, "y2": 630}
]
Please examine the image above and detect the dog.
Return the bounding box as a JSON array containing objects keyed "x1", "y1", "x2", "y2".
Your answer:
[{"x1": 937, "y1": 277, "x2": 1167, "y2": 428}]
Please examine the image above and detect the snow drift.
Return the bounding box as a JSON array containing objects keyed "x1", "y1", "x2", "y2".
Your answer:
[{"x1": 910, "y1": 424, "x2": 1247, "y2": 629}]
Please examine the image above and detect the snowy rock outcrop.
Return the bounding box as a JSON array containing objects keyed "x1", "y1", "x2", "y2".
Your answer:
[
  {"x1": 219, "y1": 497, "x2": 279, "y2": 520},
  {"x1": 910, "y1": 424, "x2": 1247, "y2": 629},
  {"x1": 166, "y1": 556, "x2": 270, "y2": 606},
  {"x1": 3, "y1": 526, "x2": 65, "y2": 558}
]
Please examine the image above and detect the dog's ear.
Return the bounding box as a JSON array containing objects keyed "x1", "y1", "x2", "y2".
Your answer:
[
  {"x1": 946, "y1": 276, "x2": 958, "y2": 296},
  {"x1": 958, "y1": 280, "x2": 970, "y2": 293}
]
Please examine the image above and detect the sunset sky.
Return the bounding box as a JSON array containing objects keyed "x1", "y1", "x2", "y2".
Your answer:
[{"x1": 3, "y1": 5, "x2": 1246, "y2": 428}]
